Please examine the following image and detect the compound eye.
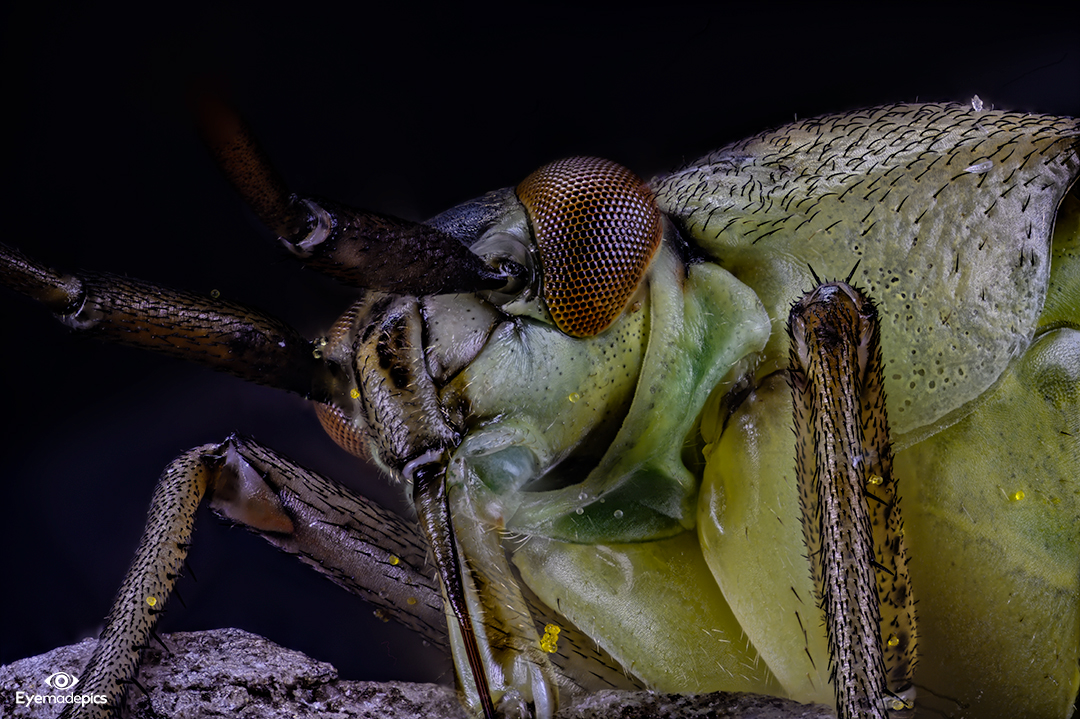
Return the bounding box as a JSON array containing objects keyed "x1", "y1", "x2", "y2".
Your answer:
[
  {"x1": 516, "y1": 157, "x2": 663, "y2": 337},
  {"x1": 315, "y1": 401, "x2": 370, "y2": 460}
]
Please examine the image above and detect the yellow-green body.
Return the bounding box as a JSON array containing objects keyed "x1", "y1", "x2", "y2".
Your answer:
[{"x1": 460, "y1": 104, "x2": 1079, "y2": 717}]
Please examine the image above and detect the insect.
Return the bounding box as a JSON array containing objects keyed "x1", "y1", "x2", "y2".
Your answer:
[{"x1": 2, "y1": 98, "x2": 1077, "y2": 719}]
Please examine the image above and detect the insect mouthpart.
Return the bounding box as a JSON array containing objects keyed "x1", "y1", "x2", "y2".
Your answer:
[{"x1": 470, "y1": 228, "x2": 538, "y2": 306}]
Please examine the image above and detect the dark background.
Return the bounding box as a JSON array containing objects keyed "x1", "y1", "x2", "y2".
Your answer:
[{"x1": 1, "y1": 2, "x2": 1077, "y2": 686}]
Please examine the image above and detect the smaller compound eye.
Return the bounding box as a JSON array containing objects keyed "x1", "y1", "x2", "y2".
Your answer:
[
  {"x1": 516, "y1": 157, "x2": 663, "y2": 337},
  {"x1": 315, "y1": 401, "x2": 371, "y2": 460}
]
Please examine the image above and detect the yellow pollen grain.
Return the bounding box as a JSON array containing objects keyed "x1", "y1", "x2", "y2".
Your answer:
[
  {"x1": 407, "y1": 597, "x2": 417, "y2": 605},
  {"x1": 887, "y1": 633, "x2": 899, "y2": 647},
  {"x1": 568, "y1": 392, "x2": 581, "y2": 403},
  {"x1": 540, "y1": 623, "x2": 561, "y2": 653},
  {"x1": 389, "y1": 555, "x2": 400, "y2": 566},
  {"x1": 867, "y1": 474, "x2": 883, "y2": 486},
  {"x1": 1010, "y1": 490, "x2": 1025, "y2": 501},
  {"x1": 145, "y1": 596, "x2": 157, "y2": 607},
  {"x1": 350, "y1": 388, "x2": 361, "y2": 399}
]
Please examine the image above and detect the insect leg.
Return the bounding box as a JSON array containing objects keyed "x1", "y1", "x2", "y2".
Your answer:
[
  {"x1": 789, "y1": 282, "x2": 916, "y2": 719},
  {"x1": 57, "y1": 445, "x2": 214, "y2": 719},
  {"x1": 206, "y1": 436, "x2": 447, "y2": 645}
]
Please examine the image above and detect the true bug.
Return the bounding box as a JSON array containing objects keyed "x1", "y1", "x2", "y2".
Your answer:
[{"x1": 2, "y1": 93, "x2": 1077, "y2": 719}]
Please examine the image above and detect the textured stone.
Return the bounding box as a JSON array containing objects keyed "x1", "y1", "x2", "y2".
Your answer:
[{"x1": 0, "y1": 629, "x2": 832, "y2": 718}]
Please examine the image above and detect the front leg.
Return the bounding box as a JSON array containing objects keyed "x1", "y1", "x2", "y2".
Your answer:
[
  {"x1": 59, "y1": 435, "x2": 445, "y2": 719},
  {"x1": 789, "y1": 281, "x2": 916, "y2": 719},
  {"x1": 59, "y1": 446, "x2": 213, "y2": 719}
]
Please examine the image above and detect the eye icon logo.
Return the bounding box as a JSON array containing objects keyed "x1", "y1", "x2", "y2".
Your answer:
[
  {"x1": 44, "y1": 671, "x2": 80, "y2": 690},
  {"x1": 16, "y1": 669, "x2": 105, "y2": 707}
]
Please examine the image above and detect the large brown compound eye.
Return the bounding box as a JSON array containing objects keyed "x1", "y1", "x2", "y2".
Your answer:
[{"x1": 516, "y1": 157, "x2": 663, "y2": 337}]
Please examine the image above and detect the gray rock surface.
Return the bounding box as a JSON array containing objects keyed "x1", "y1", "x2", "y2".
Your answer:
[{"x1": 0, "y1": 629, "x2": 833, "y2": 718}]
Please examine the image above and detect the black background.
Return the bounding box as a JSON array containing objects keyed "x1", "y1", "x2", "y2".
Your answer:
[{"x1": 2, "y1": 2, "x2": 1077, "y2": 687}]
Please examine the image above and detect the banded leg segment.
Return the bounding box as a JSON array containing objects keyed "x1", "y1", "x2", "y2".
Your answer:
[
  {"x1": 59, "y1": 446, "x2": 214, "y2": 719},
  {"x1": 209, "y1": 436, "x2": 447, "y2": 645},
  {"x1": 789, "y1": 282, "x2": 916, "y2": 719},
  {"x1": 0, "y1": 243, "x2": 334, "y2": 399}
]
